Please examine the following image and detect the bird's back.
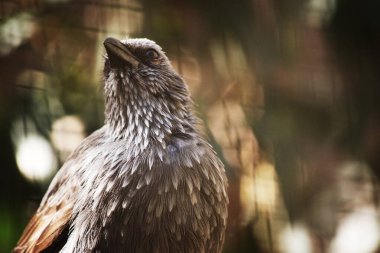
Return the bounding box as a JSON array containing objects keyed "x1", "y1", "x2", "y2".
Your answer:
[{"x1": 13, "y1": 127, "x2": 108, "y2": 253}]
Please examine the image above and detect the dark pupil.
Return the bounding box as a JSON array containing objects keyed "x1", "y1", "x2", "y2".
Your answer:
[{"x1": 146, "y1": 50, "x2": 157, "y2": 59}]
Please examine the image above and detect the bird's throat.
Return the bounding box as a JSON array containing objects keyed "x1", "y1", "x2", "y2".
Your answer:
[{"x1": 105, "y1": 79, "x2": 194, "y2": 157}]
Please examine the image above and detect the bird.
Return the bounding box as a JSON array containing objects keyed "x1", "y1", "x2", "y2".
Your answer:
[{"x1": 14, "y1": 37, "x2": 228, "y2": 253}]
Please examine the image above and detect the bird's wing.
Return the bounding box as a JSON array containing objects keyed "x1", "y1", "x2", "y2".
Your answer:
[
  {"x1": 13, "y1": 161, "x2": 77, "y2": 253},
  {"x1": 14, "y1": 127, "x2": 106, "y2": 253}
]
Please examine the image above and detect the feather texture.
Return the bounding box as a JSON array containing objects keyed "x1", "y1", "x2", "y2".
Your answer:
[{"x1": 14, "y1": 38, "x2": 228, "y2": 253}]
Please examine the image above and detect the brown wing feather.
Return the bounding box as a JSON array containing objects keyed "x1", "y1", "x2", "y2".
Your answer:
[
  {"x1": 13, "y1": 128, "x2": 106, "y2": 253},
  {"x1": 13, "y1": 161, "x2": 78, "y2": 253},
  {"x1": 35, "y1": 205, "x2": 72, "y2": 251},
  {"x1": 13, "y1": 204, "x2": 72, "y2": 253}
]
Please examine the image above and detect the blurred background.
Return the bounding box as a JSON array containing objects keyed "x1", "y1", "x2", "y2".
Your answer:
[{"x1": 1, "y1": 0, "x2": 380, "y2": 252}]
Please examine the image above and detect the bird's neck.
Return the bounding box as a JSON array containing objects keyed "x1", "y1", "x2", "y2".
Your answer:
[{"x1": 104, "y1": 84, "x2": 196, "y2": 154}]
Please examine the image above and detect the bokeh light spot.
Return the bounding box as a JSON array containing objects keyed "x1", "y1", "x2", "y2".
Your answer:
[{"x1": 16, "y1": 135, "x2": 57, "y2": 183}]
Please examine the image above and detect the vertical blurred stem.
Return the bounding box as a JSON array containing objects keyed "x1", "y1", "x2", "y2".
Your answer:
[{"x1": 265, "y1": 211, "x2": 274, "y2": 253}]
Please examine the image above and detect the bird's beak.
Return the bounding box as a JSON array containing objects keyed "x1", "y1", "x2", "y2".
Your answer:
[{"x1": 103, "y1": 37, "x2": 139, "y2": 68}]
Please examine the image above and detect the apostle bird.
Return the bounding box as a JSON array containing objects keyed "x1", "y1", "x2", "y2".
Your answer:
[{"x1": 14, "y1": 37, "x2": 228, "y2": 253}]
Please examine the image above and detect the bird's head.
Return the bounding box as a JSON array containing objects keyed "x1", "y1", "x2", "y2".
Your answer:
[
  {"x1": 102, "y1": 37, "x2": 195, "y2": 143},
  {"x1": 103, "y1": 37, "x2": 183, "y2": 95}
]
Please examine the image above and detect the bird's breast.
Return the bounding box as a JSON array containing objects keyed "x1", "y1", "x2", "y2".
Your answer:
[
  {"x1": 108, "y1": 165, "x2": 225, "y2": 252},
  {"x1": 74, "y1": 138, "x2": 228, "y2": 253}
]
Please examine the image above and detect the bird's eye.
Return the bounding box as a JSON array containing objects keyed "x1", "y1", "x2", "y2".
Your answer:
[{"x1": 145, "y1": 49, "x2": 159, "y2": 61}]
